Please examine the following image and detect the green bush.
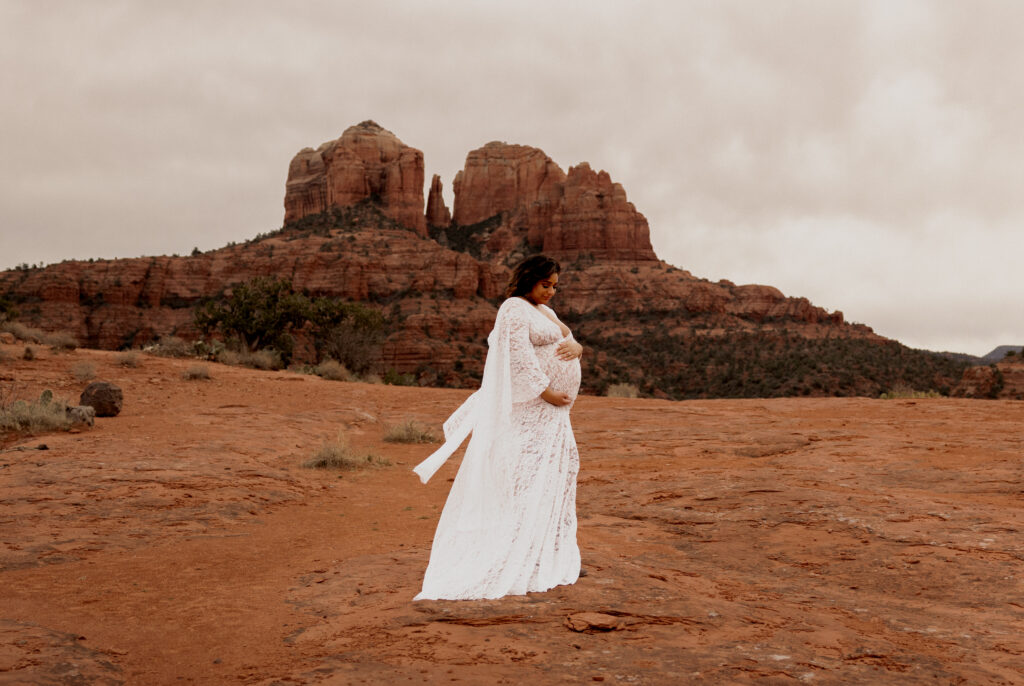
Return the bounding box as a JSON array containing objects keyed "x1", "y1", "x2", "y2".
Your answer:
[
  {"x1": 383, "y1": 369, "x2": 416, "y2": 386},
  {"x1": 195, "y1": 276, "x2": 385, "y2": 372}
]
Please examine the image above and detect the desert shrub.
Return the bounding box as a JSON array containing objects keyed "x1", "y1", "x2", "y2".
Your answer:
[
  {"x1": 195, "y1": 276, "x2": 386, "y2": 371},
  {"x1": 116, "y1": 351, "x2": 141, "y2": 367},
  {"x1": 22, "y1": 346, "x2": 35, "y2": 361},
  {"x1": 313, "y1": 359, "x2": 353, "y2": 381},
  {"x1": 71, "y1": 361, "x2": 96, "y2": 382},
  {"x1": 879, "y1": 383, "x2": 941, "y2": 399},
  {"x1": 194, "y1": 277, "x2": 309, "y2": 361},
  {"x1": 0, "y1": 387, "x2": 72, "y2": 434},
  {"x1": 182, "y1": 364, "x2": 211, "y2": 380},
  {"x1": 47, "y1": 331, "x2": 79, "y2": 351},
  {"x1": 239, "y1": 349, "x2": 283, "y2": 370},
  {"x1": 247, "y1": 349, "x2": 283, "y2": 370},
  {"x1": 360, "y1": 373, "x2": 383, "y2": 385},
  {"x1": 383, "y1": 420, "x2": 439, "y2": 444},
  {"x1": 215, "y1": 348, "x2": 241, "y2": 365},
  {"x1": 150, "y1": 336, "x2": 194, "y2": 358},
  {"x1": 313, "y1": 304, "x2": 385, "y2": 375},
  {"x1": 383, "y1": 369, "x2": 416, "y2": 386},
  {"x1": 606, "y1": 382, "x2": 639, "y2": 398},
  {"x1": 1, "y1": 321, "x2": 46, "y2": 343},
  {"x1": 0, "y1": 296, "x2": 18, "y2": 321},
  {"x1": 212, "y1": 346, "x2": 283, "y2": 371},
  {"x1": 302, "y1": 433, "x2": 390, "y2": 470}
]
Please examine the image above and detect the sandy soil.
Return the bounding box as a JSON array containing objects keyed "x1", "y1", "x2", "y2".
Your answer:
[{"x1": 1, "y1": 344, "x2": 1022, "y2": 685}]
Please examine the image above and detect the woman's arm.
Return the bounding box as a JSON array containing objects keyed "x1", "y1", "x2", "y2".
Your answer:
[{"x1": 501, "y1": 302, "x2": 552, "y2": 403}]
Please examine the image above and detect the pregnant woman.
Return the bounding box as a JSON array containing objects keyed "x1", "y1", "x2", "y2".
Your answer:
[{"x1": 413, "y1": 255, "x2": 584, "y2": 600}]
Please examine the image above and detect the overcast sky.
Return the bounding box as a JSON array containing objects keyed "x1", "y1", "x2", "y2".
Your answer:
[{"x1": 1, "y1": 0, "x2": 1021, "y2": 356}]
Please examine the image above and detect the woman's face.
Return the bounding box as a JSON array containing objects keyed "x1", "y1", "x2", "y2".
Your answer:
[{"x1": 527, "y1": 272, "x2": 559, "y2": 305}]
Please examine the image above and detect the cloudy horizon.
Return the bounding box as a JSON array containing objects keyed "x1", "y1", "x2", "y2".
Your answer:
[{"x1": 1, "y1": 0, "x2": 1021, "y2": 357}]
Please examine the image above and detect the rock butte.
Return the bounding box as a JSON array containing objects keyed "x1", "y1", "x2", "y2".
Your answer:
[{"x1": 1, "y1": 120, "x2": 889, "y2": 392}]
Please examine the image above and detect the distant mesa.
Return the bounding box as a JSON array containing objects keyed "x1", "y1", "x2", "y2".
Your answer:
[{"x1": 979, "y1": 345, "x2": 1023, "y2": 364}]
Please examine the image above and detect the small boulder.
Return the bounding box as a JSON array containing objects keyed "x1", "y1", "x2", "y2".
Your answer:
[
  {"x1": 564, "y1": 612, "x2": 625, "y2": 632},
  {"x1": 0, "y1": 332, "x2": 15, "y2": 344},
  {"x1": 66, "y1": 405, "x2": 96, "y2": 428},
  {"x1": 80, "y1": 382, "x2": 123, "y2": 417}
]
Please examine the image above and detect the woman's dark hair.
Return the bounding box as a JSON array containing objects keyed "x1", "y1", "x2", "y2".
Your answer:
[{"x1": 505, "y1": 255, "x2": 561, "y2": 299}]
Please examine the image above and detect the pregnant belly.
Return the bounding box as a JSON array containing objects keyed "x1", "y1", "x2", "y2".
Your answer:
[{"x1": 539, "y1": 347, "x2": 582, "y2": 399}]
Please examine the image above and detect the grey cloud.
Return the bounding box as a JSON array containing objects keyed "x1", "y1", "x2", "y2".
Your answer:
[{"x1": 1, "y1": 0, "x2": 1021, "y2": 355}]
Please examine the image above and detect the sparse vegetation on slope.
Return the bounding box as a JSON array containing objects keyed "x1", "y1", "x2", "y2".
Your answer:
[{"x1": 562, "y1": 319, "x2": 970, "y2": 400}]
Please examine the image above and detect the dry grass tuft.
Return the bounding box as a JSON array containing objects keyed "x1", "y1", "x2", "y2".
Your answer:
[
  {"x1": 302, "y1": 433, "x2": 390, "y2": 470},
  {"x1": 1, "y1": 321, "x2": 46, "y2": 344},
  {"x1": 150, "y1": 336, "x2": 194, "y2": 358},
  {"x1": 879, "y1": 384, "x2": 941, "y2": 400},
  {"x1": 606, "y1": 383, "x2": 639, "y2": 398},
  {"x1": 215, "y1": 348, "x2": 283, "y2": 371},
  {"x1": 0, "y1": 322, "x2": 78, "y2": 350},
  {"x1": 116, "y1": 351, "x2": 141, "y2": 368},
  {"x1": 71, "y1": 361, "x2": 96, "y2": 382},
  {"x1": 313, "y1": 359, "x2": 354, "y2": 381},
  {"x1": 383, "y1": 419, "x2": 440, "y2": 444},
  {"x1": 0, "y1": 386, "x2": 72, "y2": 434},
  {"x1": 46, "y1": 331, "x2": 78, "y2": 351},
  {"x1": 182, "y1": 364, "x2": 211, "y2": 381}
]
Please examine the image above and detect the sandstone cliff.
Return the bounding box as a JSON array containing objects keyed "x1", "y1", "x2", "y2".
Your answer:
[
  {"x1": 425, "y1": 174, "x2": 451, "y2": 228},
  {"x1": 442, "y1": 142, "x2": 657, "y2": 263},
  {"x1": 284, "y1": 121, "x2": 426, "y2": 235},
  {"x1": 952, "y1": 358, "x2": 1024, "y2": 399}
]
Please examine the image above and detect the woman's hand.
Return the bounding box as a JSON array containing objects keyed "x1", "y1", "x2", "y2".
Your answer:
[
  {"x1": 556, "y1": 339, "x2": 583, "y2": 361},
  {"x1": 541, "y1": 388, "x2": 572, "y2": 406}
]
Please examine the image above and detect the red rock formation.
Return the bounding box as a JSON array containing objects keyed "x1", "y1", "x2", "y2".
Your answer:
[
  {"x1": 284, "y1": 121, "x2": 426, "y2": 235},
  {"x1": 952, "y1": 358, "x2": 1024, "y2": 399},
  {"x1": 425, "y1": 174, "x2": 451, "y2": 228},
  {"x1": 0, "y1": 122, "x2": 889, "y2": 394},
  {"x1": 545, "y1": 163, "x2": 656, "y2": 261},
  {"x1": 449, "y1": 143, "x2": 656, "y2": 262}
]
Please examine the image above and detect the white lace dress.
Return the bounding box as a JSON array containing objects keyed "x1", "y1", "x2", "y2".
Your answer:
[{"x1": 413, "y1": 297, "x2": 582, "y2": 600}]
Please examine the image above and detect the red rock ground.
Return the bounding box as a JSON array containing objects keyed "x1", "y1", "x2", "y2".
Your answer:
[{"x1": 1, "y1": 344, "x2": 1021, "y2": 684}]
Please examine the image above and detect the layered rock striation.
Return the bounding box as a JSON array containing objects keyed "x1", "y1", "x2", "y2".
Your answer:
[
  {"x1": 284, "y1": 121, "x2": 426, "y2": 235},
  {"x1": 443, "y1": 142, "x2": 656, "y2": 263}
]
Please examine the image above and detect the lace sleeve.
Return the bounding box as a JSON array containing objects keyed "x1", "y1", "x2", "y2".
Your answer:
[{"x1": 499, "y1": 301, "x2": 550, "y2": 403}]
